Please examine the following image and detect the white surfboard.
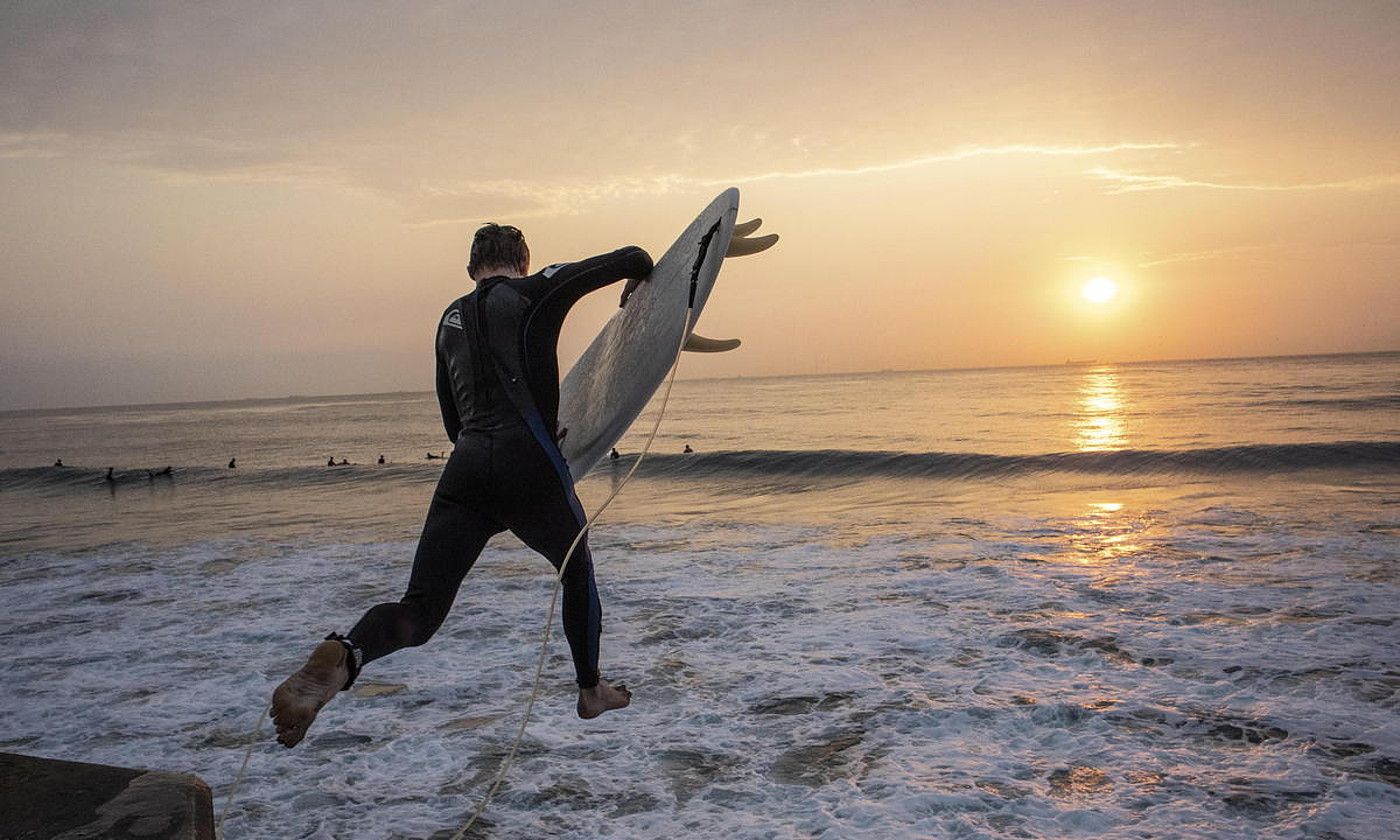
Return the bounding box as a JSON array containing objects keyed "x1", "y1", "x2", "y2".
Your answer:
[{"x1": 557, "y1": 188, "x2": 776, "y2": 478}]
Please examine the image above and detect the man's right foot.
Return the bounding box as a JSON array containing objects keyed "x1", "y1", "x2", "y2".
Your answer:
[
  {"x1": 577, "y1": 678, "x2": 632, "y2": 720},
  {"x1": 270, "y1": 640, "x2": 349, "y2": 747}
]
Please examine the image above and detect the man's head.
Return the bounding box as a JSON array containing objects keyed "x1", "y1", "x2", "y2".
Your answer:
[{"x1": 468, "y1": 223, "x2": 530, "y2": 281}]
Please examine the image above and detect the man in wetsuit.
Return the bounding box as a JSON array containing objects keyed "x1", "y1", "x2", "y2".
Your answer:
[{"x1": 271, "y1": 224, "x2": 652, "y2": 747}]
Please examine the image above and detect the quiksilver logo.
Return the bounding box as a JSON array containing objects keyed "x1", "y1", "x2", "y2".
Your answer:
[{"x1": 443, "y1": 309, "x2": 464, "y2": 329}]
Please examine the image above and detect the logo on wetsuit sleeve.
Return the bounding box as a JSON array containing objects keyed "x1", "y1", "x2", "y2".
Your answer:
[
  {"x1": 542, "y1": 263, "x2": 570, "y2": 278},
  {"x1": 443, "y1": 308, "x2": 464, "y2": 329}
]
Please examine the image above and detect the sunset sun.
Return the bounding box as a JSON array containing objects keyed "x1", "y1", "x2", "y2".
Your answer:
[{"x1": 1081, "y1": 276, "x2": 1119, "y2": 304}]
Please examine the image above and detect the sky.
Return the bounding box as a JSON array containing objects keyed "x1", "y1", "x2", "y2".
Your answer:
[{"x1": 1, "y1": 1, "x2": 1397, "y2": 410}]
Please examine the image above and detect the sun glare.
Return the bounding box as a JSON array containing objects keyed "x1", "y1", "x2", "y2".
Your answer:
[{"x1": 1081, "y1": 276, "x2": 1118, "y2": 304}]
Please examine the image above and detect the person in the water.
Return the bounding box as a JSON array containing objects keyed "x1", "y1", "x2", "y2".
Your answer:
[
  {"x1": 53, "y1": 458, "x2": 64, "y2": 468},
  {"x1": 228, "y1": 457, "x2": 236, "y2": 469},
  {"x1": 609, "y1": 447, "x2": 620, "y2": 460},
  {"x1": 271, "y1": 223, "x2": 652, "y2": 747},
  {"x1": 378, "y1": 454, "x2": 386, "y2": 465}
]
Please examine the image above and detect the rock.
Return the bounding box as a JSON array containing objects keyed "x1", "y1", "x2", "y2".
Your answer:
[{"x1": 0, "y1": 751, "x2": 213, "y2": 839}]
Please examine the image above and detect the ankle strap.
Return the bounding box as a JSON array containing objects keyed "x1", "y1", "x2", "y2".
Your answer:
[{"x1": 324, "y1": 633, "x2": 363, "y2": 690}]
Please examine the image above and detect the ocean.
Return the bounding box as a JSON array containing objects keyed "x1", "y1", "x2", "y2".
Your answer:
[{"x1": 1, "y1": 352, "x2": 1397, "y2": 838}]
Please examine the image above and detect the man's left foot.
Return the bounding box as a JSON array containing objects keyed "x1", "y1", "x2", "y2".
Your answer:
[
  {"x1": 577, "y1": 678, "x2": 631, "y2": 719},
  {"x1": 270, "y1": 640, "x2": 349, "y2": 747}
]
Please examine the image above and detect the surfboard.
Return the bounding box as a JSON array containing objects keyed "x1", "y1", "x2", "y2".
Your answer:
[{"x1": 557, "y1": 188, "x2": 776, "y2": 478}]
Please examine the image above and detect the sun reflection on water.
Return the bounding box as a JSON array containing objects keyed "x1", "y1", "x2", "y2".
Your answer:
[
  {"x1": 1063, "y1": 500, "x2": 1148, "y2": 567},
  {"x1": 1074, "y1": 367, "x2": 1128, "y2": 451}
]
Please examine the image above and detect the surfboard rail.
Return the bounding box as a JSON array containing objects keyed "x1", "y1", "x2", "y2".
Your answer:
[{"x1": 557, "y1": 189, "x2": 778, "y2": 478}]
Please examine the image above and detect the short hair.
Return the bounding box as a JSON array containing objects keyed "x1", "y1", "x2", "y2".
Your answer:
[{"x1": 468, "y1": 223, "x2": 529, "y2": 278}]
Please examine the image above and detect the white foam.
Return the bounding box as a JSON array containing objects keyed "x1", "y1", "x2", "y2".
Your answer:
[{"x1": 1, "y1": 482, "x2": 1397, "y2": 838}]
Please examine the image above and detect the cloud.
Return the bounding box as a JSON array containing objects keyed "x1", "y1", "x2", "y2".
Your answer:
[
  {"x1": 32, "y1": 125, "x2": 1396, "y2": 225},
  {"x1": 705, "y1": 143, "x2": 1181, "y2": 187},
  {"x1": 406, "y1": 143, "x2": 1185, "y2": 223},
  {"x1": 1135, "y1": 238, "x2": 1400, "y2": 268},
  {"x1": 1087, "y1": 167, "x2": 1400, "y2": 194},
  {"x1": 1135, "y1": 243, "x2": 1285, "y2": 267}
]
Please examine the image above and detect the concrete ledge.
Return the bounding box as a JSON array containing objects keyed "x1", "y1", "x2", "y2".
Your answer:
[{"x1": 0, "y1": 752, "x2": 213, "y2": 840}]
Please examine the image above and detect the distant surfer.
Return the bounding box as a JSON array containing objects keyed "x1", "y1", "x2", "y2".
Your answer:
[
  {"x1": 327, "y1": 456, "x2": 335, "y2": 467},
  {"x1": 228, "y1": 457, "x2": 236, "y2": 469},
  {"x1": 147, "y1": 466, "x2": 172, "y2": 478},
  {"x1": 104, "y1": 467, "x2": 115, "y2": 482},
  {"x1": 272, "y1": 222, "x2": 652, "y2": 747},
  {"x1": 425, "y1": 451, "x2": 444, "y2": 460},
  {"x1": 53, "y1": 458, "x2": 64, "y2": 468},
  {"x1": 683, "y1": 444, "x2": 694, "y2": 454},
  {"x1": 609, "y1": 447, "x2": 619, "y2": 460},
  {"x1": 378, "y1": 454, "x2": 386, "y2": 465}
]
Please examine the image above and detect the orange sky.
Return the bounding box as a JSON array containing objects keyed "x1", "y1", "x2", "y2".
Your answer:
[{"x1": 1, "y1": 2, "x2": 1397, "y2": 409}]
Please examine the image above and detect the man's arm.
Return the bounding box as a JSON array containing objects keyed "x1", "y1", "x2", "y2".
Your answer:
[
  {"x1": 520, "y1": 246, "x2": 653, "y2": 311},
  {"x1": 434, "y1": 344, "x2": 462, "y2": 443}
]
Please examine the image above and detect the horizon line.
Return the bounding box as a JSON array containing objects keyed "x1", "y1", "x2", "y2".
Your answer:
[{"x1": 2, "y1": 348, "x2": 1395, "y2": 417}]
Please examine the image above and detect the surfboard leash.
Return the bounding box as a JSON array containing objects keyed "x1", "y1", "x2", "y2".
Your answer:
[
  {"x1": 216, "y1": 707, "x2": 267, "y2": 838},
  {"x1": 452, "y1": 222, "x2": 721, "y2": 838}
]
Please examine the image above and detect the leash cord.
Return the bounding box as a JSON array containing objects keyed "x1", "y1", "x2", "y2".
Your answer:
[
  {"x1": 216, "y1": 708, "x2": 267, "y2": 838},
  {"x1": 450, "y1": 298, "x2": 695, "y2": 839}
]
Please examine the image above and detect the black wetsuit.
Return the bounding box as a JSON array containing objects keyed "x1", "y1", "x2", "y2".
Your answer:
[{"x1": 343, "y1": 246, "x2": 653, "y2": 689}]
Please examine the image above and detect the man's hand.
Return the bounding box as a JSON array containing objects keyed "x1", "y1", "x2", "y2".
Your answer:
[{"x1": 619, "y1": 272, "x2": 651, "y2": 307}]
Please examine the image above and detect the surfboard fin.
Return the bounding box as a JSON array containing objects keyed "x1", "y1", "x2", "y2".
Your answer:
[
  {"x1": 683, "y1": 334, "x2": 742, "y2": 353},
  {"x1": 726, "y1": 232, "x2": 779, "y2": 257},
  {"x1": 733, "y1": 218, "x2": 763, "y2": 237}
]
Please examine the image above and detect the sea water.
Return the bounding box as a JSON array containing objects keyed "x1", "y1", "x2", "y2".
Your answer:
[{"x1": 1, "y1": 353, "x2": 1397, "y2": 838}]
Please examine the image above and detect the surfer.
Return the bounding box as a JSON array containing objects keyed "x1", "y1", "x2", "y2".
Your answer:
[
  {"x1": 272, "y1": 222, "x2": 652, "y2": 747},
  {"x1": 53, "y1": 458, "x2": 64, "y2": 468},
  {"x1": 104, "y1": 467, "x2": 115, "y2": 482},
  {"x1": 378, "y1": 454, "x2": 386, "y2": 465},
  {"x1": 683, "y1": 444, "x2": 694, "y2": 454},
  {"x1": 228, "y1": 457, "x2": 236, "y2": 469},
  {"x1": 609, "y1": 448, "x2": 619, "y2": 460}
]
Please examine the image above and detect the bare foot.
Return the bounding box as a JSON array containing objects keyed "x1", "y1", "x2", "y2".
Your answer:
[
  {"x1": 577, "y1": 678, "x2": 632, "y2": 720},
  {"x1": 270, "y1": 640, "x2": 349, "y2": 747}
]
